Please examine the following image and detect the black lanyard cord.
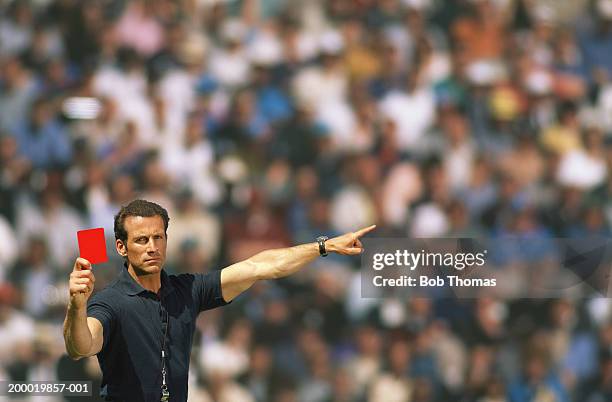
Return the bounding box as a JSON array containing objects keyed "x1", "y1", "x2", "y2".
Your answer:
[{"x1": 160, "y1": 297, "x2": 170, "y2": 402}]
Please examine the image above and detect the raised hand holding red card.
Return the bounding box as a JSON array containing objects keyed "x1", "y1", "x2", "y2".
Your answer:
[{"x1": 77, "y1": 228, "x2": 108, "y2": 265}]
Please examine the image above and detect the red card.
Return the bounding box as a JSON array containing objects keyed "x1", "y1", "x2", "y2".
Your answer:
[{"x1": 77, "y1": 228, "x2": 108, "y2": 265}]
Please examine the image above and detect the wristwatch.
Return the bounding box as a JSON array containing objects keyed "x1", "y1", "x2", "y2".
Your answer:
[{"x1": 316, "y1": 236, "x2": 329, "y2": 257}]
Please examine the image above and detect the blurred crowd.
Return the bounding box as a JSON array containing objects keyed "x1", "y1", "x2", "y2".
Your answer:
[{"x1": 1, "y1": 0, "x2": 612, "y2": 401}]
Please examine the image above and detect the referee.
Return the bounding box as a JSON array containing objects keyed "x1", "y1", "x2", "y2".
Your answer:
[{"x1": 63, "y1": 199, "x2": 375, "y2": 402}]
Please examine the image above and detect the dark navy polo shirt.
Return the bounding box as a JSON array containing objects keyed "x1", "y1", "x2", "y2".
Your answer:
[{"x1": 87, "y1": 267, "x2": 229, "y2": 402}]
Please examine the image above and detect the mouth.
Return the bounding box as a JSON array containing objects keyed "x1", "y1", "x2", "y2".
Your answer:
[{"x1": 145, "y1": 258, "x2": 161, "y2": 263}]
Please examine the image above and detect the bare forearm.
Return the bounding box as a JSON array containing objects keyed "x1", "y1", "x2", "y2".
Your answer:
[
  {"x1": 220, "y1": 243, "x2": 320, "y2": 302},
  {"x1": 63, "y1": 302, "x2": 93, "y2": 360},
  {"x1": 220, "y1": 225, "x2": 376, "y2": 301},
  {"x1": 251, "y1": 242, "x2": 320, "y2": 280}
]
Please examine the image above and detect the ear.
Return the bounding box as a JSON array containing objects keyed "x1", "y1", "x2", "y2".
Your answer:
[{"x1": 116, "y1": 239, "x2": 127, "y2": 257}]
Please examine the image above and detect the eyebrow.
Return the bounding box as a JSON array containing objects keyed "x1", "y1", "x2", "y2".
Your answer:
[{"x1": 132, "y1": 232, "x2": 165, "y2": 239}]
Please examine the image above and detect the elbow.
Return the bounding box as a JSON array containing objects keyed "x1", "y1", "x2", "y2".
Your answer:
[
  {"x1": 64, "y1": 337, "x2": 90, "y2": 361},
  {"x1": 66, "y1": 350, "x2": 85, "y2": 361},
  {"x1": 246, "y1": 258, "x2": 268, "y2": 281},
  {"x1": 250, "y1": 251, "x2": 288, "y2": 280}
]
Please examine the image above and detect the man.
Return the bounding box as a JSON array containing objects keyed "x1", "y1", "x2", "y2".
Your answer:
[{"x1": 63, "y1": 199, "x2": 375, "y2": 401}]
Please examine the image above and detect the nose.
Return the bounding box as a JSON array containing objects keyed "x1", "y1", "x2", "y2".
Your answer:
[{"x1": 146, "y1": 238, "x2": 159, "y2": 254}]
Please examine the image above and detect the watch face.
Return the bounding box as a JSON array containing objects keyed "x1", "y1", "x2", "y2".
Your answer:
[{"x1": 317, "y1": 236, "x2": 328, "y2": 256}]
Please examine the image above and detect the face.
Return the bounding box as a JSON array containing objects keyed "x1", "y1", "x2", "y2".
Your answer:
[{"x1": 116, "y1": 215, "x2": 167, "y2": 275}]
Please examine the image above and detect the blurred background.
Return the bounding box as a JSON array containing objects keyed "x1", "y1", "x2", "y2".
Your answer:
[{"x1": 1, "y1": 0, "x2": 612, "y2": 401}]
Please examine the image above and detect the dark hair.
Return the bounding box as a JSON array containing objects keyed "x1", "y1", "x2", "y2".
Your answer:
[{"x1": 114, "y1": 199, "x2": 170, "y2": 243}]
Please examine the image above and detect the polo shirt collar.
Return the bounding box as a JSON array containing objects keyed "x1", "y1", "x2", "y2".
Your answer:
[{"x1": 118, "y1": 266, "x2": 175, "y2": 297}]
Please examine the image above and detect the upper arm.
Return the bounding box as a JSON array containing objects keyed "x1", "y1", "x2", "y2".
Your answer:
[
  {"x1": 220, "y1": 260, "x2": 259, "y2": 302},
  {"x1": 86, "y1": 317, "x2": 104, "y2": 356}
]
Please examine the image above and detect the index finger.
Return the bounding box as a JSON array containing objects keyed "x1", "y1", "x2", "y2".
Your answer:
[
  {"x1": 354, "y1": 224, "x2": 377, "y2": 238},
  {"x1": 74, "y1": 257, "x2": 92, "y2": 271}
]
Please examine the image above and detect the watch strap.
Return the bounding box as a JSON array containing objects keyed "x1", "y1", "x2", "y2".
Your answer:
[{"x1": 316, "y1": 236, "x2": 328, "y2": 257}]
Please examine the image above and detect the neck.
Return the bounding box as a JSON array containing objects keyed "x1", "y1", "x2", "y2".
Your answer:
[{"x1": 127, "y1": 264, "x2": 162, "y2": 294}]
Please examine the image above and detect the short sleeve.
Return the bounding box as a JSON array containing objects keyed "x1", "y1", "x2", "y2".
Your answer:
[
  {"x1": 87, "y1": 291, "x2": 116, "y2": 350},
  {"x1": 193, "y1": 269, "x2": 230, "y2": 312}
]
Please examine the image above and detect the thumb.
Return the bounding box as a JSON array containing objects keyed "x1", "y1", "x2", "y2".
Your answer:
[
  {"x1": 346, "y1": 247, "x2": 364, "y2": 255},
  {"x1": 74, "y1": 257, "x2": 92, "y2": 271}
]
